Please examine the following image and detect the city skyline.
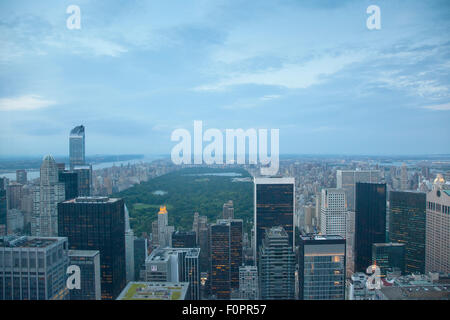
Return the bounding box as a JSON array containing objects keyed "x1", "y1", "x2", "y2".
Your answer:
[{"x1": 0, "y1": 0, "x2": 449, "y2": 157}]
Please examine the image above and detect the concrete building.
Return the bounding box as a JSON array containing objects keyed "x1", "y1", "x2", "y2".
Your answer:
[
  {"x1": 425, "y1": 175, "x2": 450, "y2": 274},
  {"x1": 117, "y1": 281, "x2": 190, "y2": 300},
  {"x1": 320, "y1": 188, "x2": 347, "y2": 237},
  {"x1": 68, "y1": 250, "x2": 101, "y2": 300},
  {"x1": 239, "y1": 265, "x2": 259, "y2": 300},
  {"x1": 69, "y1": 125, "x2": 85, "y2": 169},
  {"x1": 0, "y1": 236, "x2": 69, "y2": 300}
]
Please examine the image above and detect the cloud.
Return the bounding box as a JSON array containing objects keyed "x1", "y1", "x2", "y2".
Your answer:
[
  {"x1": 422, "y1": 102, "x2": 450, "y2": 111},
  {"x1": 0, "y1": 95, "x2": 56, "y2": 111},
  {"x1": 194, "y1": 53, "x2": 363, "y2": 91}
]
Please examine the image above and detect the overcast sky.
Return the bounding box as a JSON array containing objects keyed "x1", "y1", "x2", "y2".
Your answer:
[{"x1": 0, "y1": 0, "x2": 449, "y2": 157}]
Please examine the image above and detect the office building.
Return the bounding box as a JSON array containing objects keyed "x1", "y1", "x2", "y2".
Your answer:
[
  {"x1": 210, "y1": 221, "x2": 231, "y2": 299},
  {"x1": 69, "y1": 125, "x2": 85, "y2": 169},
  {"x1": 320, "y1": 188, "x2": 347, "y2": 237},
  {"x1": 425, "y1": 175, "x2": 450, "y2": 274},
  {"x1": 124, "y1": 205, "x2": 135, "y2": 282},
  {"x1": 32, "y1": 155, "x2": 65, "y2": 237},
  {"x1": 354, "y1": 183, "x2": 386, "y2": 272},
  {"x1": 6, "y1": 182, "x2": 23, "y2": 210},
  {"x1": 239, "y1": 265, "x2": 259, "y2": 300},
  {"x1": 336, "y1": 170, "x2": 380, "y2": 211},
  {"x1": 0, "y1": 236, "x2": 69, "y2": 300},
  {"x1": 134, "y1": 237, "x2": 148, "y2": 281},
  {"x1": 259, "y1": 227, "x2": 295, "y2": 300},
  {"x1": 73, "y1": 165, "x2": 92, "y2": 197},
  {"x1": 58, "y1": 196, "x2": 126, "y2": 300},
  {"x1": 144, "y1": 247, "x2": 200, "y2": 300},
  {"x1": 192, "y1": 212, "x2": 209, "y2": 272},
  {"x1": 389, "y1": 191, "x2": 426, "y2": 273},
  {"x1": 68, "y1": 250, "x2": 101, "y2": 300},
  {"x1": 372, "y1": 243, "x2": 405, "y2": 277},
  {"x1": 58, "y1": 170, "x2": 78, "y2": 200},
  {"x1": 16, "y1": 170, "x2": 27, "y2": 185},
  {"x1": 254, "y1": 177, "x2": 295, "y2": 261},
  {"x1": 298, "y1": 234, "x2": 346, "y2": 300},
  {"x1": 172, "y1": 231, "x2": 197, "y2": 248},
  {"x1": 157, "y1": 206, "x2": 174, "y2": 248},
  {"x1": 223, "y1": 200, "x2": 234, "y2": 219}
]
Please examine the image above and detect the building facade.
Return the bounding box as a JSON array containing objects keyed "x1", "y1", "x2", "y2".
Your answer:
[
  {"x1": 320, "y1": 188, "x2": 347, "y2": 237},
  {"x1": 68, "y1": 250, "x2": 101, "y2": 300}
]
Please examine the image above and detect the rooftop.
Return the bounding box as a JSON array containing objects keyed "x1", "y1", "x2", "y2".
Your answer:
[
  {"x1": 68, "y1": 250, "x2": 100, "y2": 257},
  {"x1": 0, "y1": 236, "x2": 64, "y2": 248},
  {"x1": 117, "y1": 282, "x2": 189, "y2": 300},
  {"x1": 62, "y1": 196, "x2": 120, "y2": 204}
]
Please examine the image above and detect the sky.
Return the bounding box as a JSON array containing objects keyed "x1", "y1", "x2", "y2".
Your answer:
[{"x1": 0, "y1": 0, "x2": 449, "y2": 157}]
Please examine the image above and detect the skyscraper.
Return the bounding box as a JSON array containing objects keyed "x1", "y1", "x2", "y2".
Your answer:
[
  {"x1": 32, "y1": 155, "x2": 65, "y2": 237},
  {"x1": 69, "y1": 125, "x2": 85, "y2": 169},
  {"x1": 193, "y1": 213, "x2": 209, "y2": 272},
  {"x1": 16, "y1": 170, "x2": 27, "y2": 185},
  {"x1": 372, "y1": 243, "x2": 405, "y2": 277},
  {"x1": 223, "y1": 200, "x2": 234, "y2": 219},
  {"x1": 425, "y1": 175, "x2": 450, "y2": 274},
  {"x1": 58, "y1": 196, "x2": 126, "y2": 300},
  {"x1": 336, "y1": 170, "x2": 381, "y2": 211},
  {"x1": 239, "y1": 265, "x2": 259, "y2": 300},
  {"x1": 298, "y1": 235, "x2": 346, "y2": 300},
  {"x1": 172, "y1": 231, "x2": 197, "y2": 248},
  {"x1": 58, "y1": 170, "x2": 78, "y2": 200},
  {"x1": 68, "y1": 250, "x2": 101, "y2": 300},
  {"x1": 157, "y1": 205, "x2": 174, "y2": 248},
  {"x1": 389, "y1": 190, "x2": 426, "y2": 273},
  {"x1": 6, "y1": 182, "x2": 22, "y2": 210},
  {"x1": 320, "y1": 188, "x2": 347, "y2": 237},
  {"x1": 0, "y1": 236, "x2": 69, "y2": 300},
  {"x1": 259, "y1": 226, "x2": 295, "y2": 300},
  {"x1": 73, "y1": 165, "x2": 92, "y2": 197},
  {"x1": 254, "y1": 177, "x2": 295, "y2": 261},
  {"x1": 400, "y1": 163, "x2": 409, "y2": 190},
  {"x1": 145, "y1": 247, "x2": 200, "y2": 300},
  {"x1": 354, "y1": 183, "x2": 386, "y2": 272},
  {"x1": 133, "y1": 237, "x2": 148, "y2": 281},
  {"x1": 210, "y1": 221, "x2": 231, "y2": 299},
  {"x1": 124, "y1": 205, "x2": 135, "y2": 283}
]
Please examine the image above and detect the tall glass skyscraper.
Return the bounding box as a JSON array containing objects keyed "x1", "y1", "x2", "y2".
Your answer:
[
  {"x1": 254, "y1": 177, "x2": 295, "y2": 261},
  {"x1": 210, "y1": 221, "x2": 231, "y2": 299},
  {"x1": 69, "y1": 125, "x2": 85, "y2": 169},
  {"x1": 298, "y1": 235, "x2": 346, "y2": 300},
  {"x1": 354, "y1": 183, "x2": 386, "y2": 272},
  {"x1": 389, "y1": 190, "x2": 426, "y2": 274},
  {"x1": 57, "y1": 196, "x2": 126, "y2": 300},
  {"x1": 259, "y1": 226, "x2": 295, "y2": 300}
]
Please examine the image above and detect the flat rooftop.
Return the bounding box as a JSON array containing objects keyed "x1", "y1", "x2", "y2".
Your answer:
[
  {"x1": 68, "y1": 250, "x2": 100, "y2": 257},
  {"x1": 147, "y1": 247, "x2": 200, "y2": 263},
  {"x1": 117, "y1": 282, "x2": 189, "y2": 300},
  {"x1": 0, "y1": 236, "x2": 64, "y2": 248},
  {"x1": 62, "y1": 196, "x2": 120, "y2": 204}
]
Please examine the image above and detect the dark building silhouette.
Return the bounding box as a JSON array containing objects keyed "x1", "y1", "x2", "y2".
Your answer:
[
  {"x1": 133, "y1": 237, "x2": 148, "y2": 281},
  {"x1": 58, "y1": 197, "x2": 126, "y2": 300},
  {"x1": 172, "y1": 231, "x2": 197, "y2": 248},
  {"x1": 210, "y1": 221, "x2": 231, "y2": 299},
  {"x1": 389, "y1": 191, "x2": 426, "y2": 274},
  {"x1": 254, "y1": 177, "x2": 295, "y2": 260},
  {"x1": 372, "y1": 242, "x2": 405, "y2": 277},
  {"x1": 58, "y1": 171, "x2": 79, "y2": 200},
  {"x1": 355, "y1": 182, "x2": 386, "y2": 272}
]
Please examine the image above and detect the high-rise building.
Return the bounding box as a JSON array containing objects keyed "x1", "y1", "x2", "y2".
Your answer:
[
  {"x1": 254, "y1": 177, "x2": 295, "y2": 261},
  {"x1": 58, "y1": 197, "x2": 126, "y2": 300},
  {"x1": 223, "y1": 200, "x2": 234, "y2": 219},
  {"x1": 69, "y1": 125, "x2": 85, "y2": 169},
  {"x1": 157, "y1": 206, "x2": 173, "y2": 248},
  {"x1": 192, "y1": 212, "x2": 209, "y2": 272},
  {"x1": 354, "y1": 183, "x2": 386, "y2": 272},
  {"x1": 32, "y1": 155, "x2": 65, "y2": 237},
  {"x1": 144, "y1": 247, "x2": 200, "y2": 300},
  {"x1": 0, "y1": 189, "x2": 6, "y2": 233},
  {"x1": 389, "y1": 190, "x2": 426, "y2": 273},
  {"x1": 172, "y1": 231, "x2": 197, "y2": 248},
  {"x1": 298, "y1": 235, "x2": 346, "y2": 300},
  {"x1": 400, "y1": 163, "x2": 408, "y2": 190},
  {"x1": 0, "y1": 236, "x2": 69, "y2": 300},
  {"x1": 68, "y1": 250, "x2": 101, "y2": 300},
  {"x1": 372, "y1": 243, "x2": 405, "y2": 277},
  {"x1": 425, "y1": 175, "x2": 450, "y2": 274},
  {"x1": 124, "y1": 205, "x2": 135, "y2": 283},
  {"x1": 6, "y1": 182, "x2": 23, "y2": 210},
  {"x1": 133, "y1": 237, "x2": 148, "y2": 281},
  {"x1": 73, "y1": 165, "x2": 92, "y2": 197},
  {"x1": 58, "y1": 170, "x2": 78, "y2": 200},
  {"x1": 336, "y1": 170, "x2": 380, "y2": 211},
  {"x1": 16, "y1": 170, "x2": 27, "y2": 185},
  {"x1": 239, "y1": 265, "x2": 259, "y2": 300},
  {"x1": 210, "y1": 221, "x2": 231, "y2": 299},
  {"x1": 320, "y1": 188, "x2": 347, "y2": 237},
  {"x1": 217, "y1": 219, "x2": 243, "y2": 290},
  {"x1": 346, "y1": 210, "x2": 356, "y2": 278},
  {"x1": 259, "y1": 226, "x2": 295, "y2": 300}
]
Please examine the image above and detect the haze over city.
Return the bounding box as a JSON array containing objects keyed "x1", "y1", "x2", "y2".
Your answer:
[{"x1": 1, "y1": 0, "x2": 449, "y2": 157}]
